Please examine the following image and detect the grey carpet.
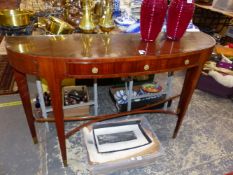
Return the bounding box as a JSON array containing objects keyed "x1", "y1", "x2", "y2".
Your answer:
[
  {"x1": 43, "y1": 73, "x2": 233, "y2": 175},
  {"x1": 0, "y1": 73, "x2": 232, "y2": 175}
]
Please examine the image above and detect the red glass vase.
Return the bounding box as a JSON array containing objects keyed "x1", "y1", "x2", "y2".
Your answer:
[
  {"x1": 166, "y1": 0, "x2": 195, "y2": 40},
  {"x1": 140, "y1": 0, "x2": 167, "y2": 42}
]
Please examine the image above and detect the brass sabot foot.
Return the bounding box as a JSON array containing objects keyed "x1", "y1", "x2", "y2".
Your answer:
[
  {"x1": 63, "y1": 160, "x2": 68, "y2": 167},
  {"x1": 33, "y1": 137, "x2": 38, "y2": 144}
]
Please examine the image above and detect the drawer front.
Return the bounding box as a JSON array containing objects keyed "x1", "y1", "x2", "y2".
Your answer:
[
  {"x1": 156, "y1": 54, "x2": 200, "y2": 71},
  {"x1": 66, "y1": 54, "x2": 200, "y2": 76}
]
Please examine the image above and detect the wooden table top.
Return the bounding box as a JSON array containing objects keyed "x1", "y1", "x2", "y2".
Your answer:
[{"x1": 6, "y1": 32, "x2": 215, "y2": 60}]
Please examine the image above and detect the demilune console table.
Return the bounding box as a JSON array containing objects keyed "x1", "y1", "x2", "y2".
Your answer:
[{"x1": 5, "y1": 32, "x2": 215, "y2": 166}]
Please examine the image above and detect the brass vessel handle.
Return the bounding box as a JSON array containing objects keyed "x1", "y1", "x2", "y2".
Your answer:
[
  {"x1": 184, "y1": 59, "x2": 190, "y2": 65},
  {"x1": 92, "y1": 67, "x2": 98, "y2": 74},
  {"x1": 144, "y1": 64, "x2": 150, "y2": 71}
]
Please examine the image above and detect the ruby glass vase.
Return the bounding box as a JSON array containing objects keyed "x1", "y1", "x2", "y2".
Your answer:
[
  {"x1": 140, "y1": 0, "x2": 167, "y2": 42},
  {"x1": 166, "y1": 0, "x2": 195, "y2": 40}
]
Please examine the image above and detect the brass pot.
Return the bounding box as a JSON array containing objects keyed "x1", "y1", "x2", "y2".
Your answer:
[
  {"x1": 0, "y1": 9, "x2": 33, "y2": 27},
  {"x1": 47, "y1": 16, "x2": 75, "y2": 35}
]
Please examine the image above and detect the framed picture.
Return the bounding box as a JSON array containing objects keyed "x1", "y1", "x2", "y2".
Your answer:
[{"x1": 93, "y1": 120, "x2": 151, "y2": 153}]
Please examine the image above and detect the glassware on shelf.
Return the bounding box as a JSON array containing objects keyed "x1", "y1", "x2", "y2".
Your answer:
[
  {"x1": 140, "y1": 0, "x2": 167, "y2": 42},
  {"x1": 166, "y1": 0, "x2": 195, "y2": 40}
]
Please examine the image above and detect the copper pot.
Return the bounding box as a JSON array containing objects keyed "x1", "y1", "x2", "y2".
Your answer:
[{"x1": 0, "y1": 9, "x2": 33, "y2": 27}]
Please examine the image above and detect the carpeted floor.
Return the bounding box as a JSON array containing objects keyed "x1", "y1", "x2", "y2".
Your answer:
[
  {"x1": 35, "y1": 73, "x2": 233, "y2": 175},
  {"x1": 0, "y1": 73, "x2": 232, "y2": 175}
]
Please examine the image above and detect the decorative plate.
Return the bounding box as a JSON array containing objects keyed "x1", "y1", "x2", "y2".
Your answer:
[{"x1": 142, "y1": 83, "x2": 162, "y2": 93}]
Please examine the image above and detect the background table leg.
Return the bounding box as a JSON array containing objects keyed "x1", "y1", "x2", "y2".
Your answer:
[{"x1": 13, "y1": 69, "x2": 38, "y2": 144}]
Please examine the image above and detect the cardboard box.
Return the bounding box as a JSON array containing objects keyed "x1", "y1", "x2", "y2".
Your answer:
[{"x1": 62, "y1": 86, "x2": 90, "y2": 117}]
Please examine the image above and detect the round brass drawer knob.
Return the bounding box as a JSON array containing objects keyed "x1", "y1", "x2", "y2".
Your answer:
[
  {"x1": 184, "y1": 59, "x2": 190, "y2": 65},
  {"x1": 92, "y1": 67, "x2": 98, "y2": 74},
  {"x1": 144, "y1": 64, "x2": 150, "y2": 71}
]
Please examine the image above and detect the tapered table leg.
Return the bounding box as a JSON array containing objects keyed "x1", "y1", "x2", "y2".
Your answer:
[
  {"x1": 47, "y1": 77, "x2": 67, "y2": 166},
  {"x1": 13, "y1": 69, "x2": 38, "y2": 144},
  {"x1": 173, "y1": 66, "x2": 202, "y2": 138}
]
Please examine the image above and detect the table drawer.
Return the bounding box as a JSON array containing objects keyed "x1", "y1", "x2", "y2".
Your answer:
[
  {"x1": 66, "y1": 54, "x2": 200, "y2": 76},
  {"x1": 155, "y1": 54, "x2": 200, "y2": 71}
]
